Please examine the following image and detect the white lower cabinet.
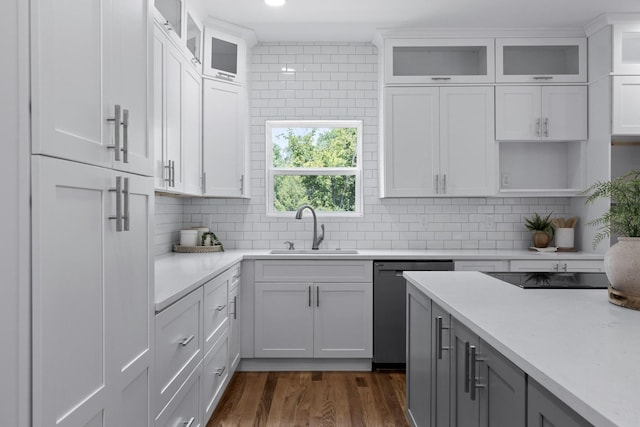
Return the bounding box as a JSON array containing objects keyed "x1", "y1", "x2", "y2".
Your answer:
[
  {"x1": 32, "y1": 156, "x2": 154, "y2": 427},
  {"x1": 254, "y1": 261, "x2": 373, "y2": 359},
  {"x1": 612, "y1": 76, "x2": 640, "y2": 135},
  {"x1": 454, "y1": 260, "x2": 509, "y2": 272},
  {"x1": 154, "y1": 262, "x2": 241, "y2": 425},
  {"x1": 527, "y1": 379, "x2": 591, "y2": 427}
]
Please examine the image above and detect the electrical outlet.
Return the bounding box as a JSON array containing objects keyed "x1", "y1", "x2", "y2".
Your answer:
[
  {"x1": 501, "y1": 173, "x2": 510, "y2": 188},
  {"x1": 420, "y1": 215, "x2": 429, "y2": 230},
  {"x1": 484, "y1": 215, "x2": 495, "y2": 231}
]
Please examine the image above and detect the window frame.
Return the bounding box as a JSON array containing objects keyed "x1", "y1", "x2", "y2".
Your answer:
[{"x1": 265, "y1": 119, "x2": 364, "y2": 218}]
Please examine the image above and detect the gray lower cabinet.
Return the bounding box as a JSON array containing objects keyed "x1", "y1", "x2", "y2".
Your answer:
[
  {"x1": 528, "y1": 379, "x2": 593, "y2": 427},
  {"x1": 408, "y1": 282, "x2": 527, "y2": 427}
]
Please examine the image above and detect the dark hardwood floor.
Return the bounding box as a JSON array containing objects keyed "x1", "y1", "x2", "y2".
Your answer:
[{"x1": 207, "y1": 371, "x2": 409, "y2": 427}]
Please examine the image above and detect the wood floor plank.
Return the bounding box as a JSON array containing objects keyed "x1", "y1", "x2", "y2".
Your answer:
[{"x1": 207, "y1": 371, "x2": 409, "y2": 427}]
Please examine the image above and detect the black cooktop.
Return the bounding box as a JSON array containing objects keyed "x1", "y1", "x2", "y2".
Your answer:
[{"x1": 485, "y1": 272, "x2": 609, "y2": 289}]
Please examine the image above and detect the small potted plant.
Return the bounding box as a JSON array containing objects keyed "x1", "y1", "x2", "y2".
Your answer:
[
  {"x1": 524, "y1": 212, "x2": 554, "y2": 248},
  {"x1": 582, "y1": 170, "x2": 640, "y2": 299}
]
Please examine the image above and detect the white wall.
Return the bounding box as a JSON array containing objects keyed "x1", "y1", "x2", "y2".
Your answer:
[
  {"x1": 149, "y1": 42, "x2": 572, "y2": 252},
  {"x1": 0, "y1": 0, "x2": 30, "y2": 425}
]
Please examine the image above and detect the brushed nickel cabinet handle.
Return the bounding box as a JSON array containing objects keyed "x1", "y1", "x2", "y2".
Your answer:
[
  {"x1": 443, "y1": 174, "x2": 447, "y2": 194},
  {"x1": 108, "y1": 176, "x2": 123, "y2": 232},
  {"x1": 431, "y1": 77, "x2": 452, "y2": 81},
  {"x1": 535, "y1": 118, "x2": 541, "y2": 137},
  {"x1": 107, "y1": 105, "x2": 121, "y2": 161},
  {"x1": 316, "y1": 286, "x2": 319, "y2": 307},
  {"x1": 179, "y1": 335, "x2": 195, "y2": 347},
  {"x1": 122, "y1": 109, "x2": 129, "y2": 163},
  {"x1": 464, "y1": 341, "x2": 470, "y2": 393},
  {"x1": 213, "y1": 366, "x2": 226, "y2": 377},
  {"x1": 183, "y1": 417, "x2": 195, "y2": 427},
  {"x1": 543, "y1": 117, "x2": 549, "y2": 137},
  {"x1": 436, "y1": 316, "x2": 449, "y2": 360},
  {"x1": 214, "y1": 304, "x2": 226, "y2": 312},
  {"x1": 533, "y1": 76, "x2": 553, "y2": 80},
  {"x1": 308, "y1": 286, "x2": 311, "y2": 307},
  {"x1": 470, "y1": 345, "x2": 478, "y2": 401},
  {"x1": 123, "y1": 177, "x2": 130, "y2": 231},
  {"x1": 435, "y1": 174, "x2": 439, "y2": 194}
]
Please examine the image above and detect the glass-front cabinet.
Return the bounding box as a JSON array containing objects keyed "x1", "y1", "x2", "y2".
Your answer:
[
  {"x1": 203, "y1": 28, "x2": 246, "y2": 84},
  {"x1": 384, "y1": 38, "x2": 495, "y2": 84},
  {"x1": 186, "y1": 12, "x2": 202, "y2": 66},
  {"x1": 613, "y1": 23, "x2": 640, "y2": 74},
  {"x1": 154, "y1": 0, "x2": 183, "y2": 38},
  {"x1": 496, "y1": 38, "x2": 587, "y2": 83}
]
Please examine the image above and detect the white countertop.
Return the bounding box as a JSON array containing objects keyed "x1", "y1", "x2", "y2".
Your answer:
[
  {"x1": 154, "y1": 249, "x2": 603, "y2": 311},
  {"x1": 404, "y1": 271, "x2": 640, "y2": 427}
]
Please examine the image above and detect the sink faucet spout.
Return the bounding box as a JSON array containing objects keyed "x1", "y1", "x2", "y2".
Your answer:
[{"x1": 294, "y1": 205, "x2": 324, "y2": 250}]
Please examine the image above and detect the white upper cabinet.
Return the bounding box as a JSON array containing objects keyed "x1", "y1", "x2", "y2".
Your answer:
[
  {"x1": 31, "y1": 0, "x2": 152, "y2": 176},
  {"x1": 495, "y1": 86, "x2": 587, "y2": 141},
  {"x1": 382, "y1": 86, "x2": 495, "y2": 197},
  {"x1": 612, "y1": 76, "x2": 640, "y2": 135},
  {"x1": 384, "y1": 38, "x2": 495, "y2": 84},
  {"x1": 203, "y1": 28, "x2": 247, "y2": 85},
  {"x1": 185, "y1": 11, "x2": 203, "y2": 68},
  {"x1": 613, "y1": 23, "x2": 640, "y2": 74},
  {"x1": 202, "y1": 79, "x2": 247, "y2": 197},
  {"x1": 496, "y1": 38, "x2": 587, "y2": 83},
  {"x1": 154, "y1": 0, "x2": 183, "y2": 43}
]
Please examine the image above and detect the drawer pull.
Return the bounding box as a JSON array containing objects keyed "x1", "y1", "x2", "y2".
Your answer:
[
  {"x1": 215, "y1": 304, "x2": 226, "y2": 312},
  {"x1": 213, "y1": 366, "x2": 226, "y2": 376},
  {"x1": 179, "y1": 335, "x2": 195, "y2": 347},
  {"x1": 183, "y1": 417, "x2": 195, "y2": 427}
]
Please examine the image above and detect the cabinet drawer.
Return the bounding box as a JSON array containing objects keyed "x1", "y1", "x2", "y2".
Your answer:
[
  {"x1": 255, "y1": 260, "x2": 373, "y2": 282},
  {"x1": 202, "y1": 333, "x2": 230, "y2": 421},
  {"x1": 155, "y1": 288, "x2": 203, "y2": 413},
  {"x1": 155, "y1": 360, "x2": 203, "y2": 427},
  {"x1": 455, "y1": 260, "x2": 509, "y2": 272},
  {"x1": 510, "y1": 259, "x2": 604, "y2": 272},
  {"x1": 204, "y1": 271, "x2": 230, "y2": 353}
]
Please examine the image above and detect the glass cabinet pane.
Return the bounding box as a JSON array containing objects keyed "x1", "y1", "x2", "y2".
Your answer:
[
  {"x1": 502, "y1": 45, "x2": 579, "y2": 76},
  {"x1": 211, "y1": 37, "x2": 238, "y2": 75},
  {"x1": 155, "y1": 0, "x2": 182, "y2": 34},
  {"x1": 393, "y1": 46, "x2": 487, "y2": 76},
  {"x1": 186, "y1": 14, "x2": 201, "y2": 62}
]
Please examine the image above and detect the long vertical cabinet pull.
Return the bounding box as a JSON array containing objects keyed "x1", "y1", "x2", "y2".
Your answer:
[
  {"x1": 122, "y1": 109, "x2": 129, "y2": 163},
  {"x1": 543, "y1": 118, "x2": 549, "y2": 137},
  {"x1": 109, "y1": 177, "x2": 123, "y2": 232},
  {"x1": 435, "y1": 174, "x2": 439, "y2": 194},
  {"x1": 316, "y1": 286, "x2": 319, "y2": 307},
  {"x1": 202, "y1": 172, "x2": 207, "y2": 193},
  {"x1": 436, "y1": 316, "x2": 449, "y2": 359},
  {"x1": 240, "y1": 174, "x2": 244, "y2": 195},
  {"x1": 443, "y1": 174, "x2": 447, "y2": 194},
  {"x1": 464, "y1": 341, "x2": 470, "y2": 393},
  {"x1": 469, "y1": 345, "x2": 484, "y2": 401},
  {"x1": 123, "y1": 177, "x2": 130, "y2": 231},
  {"x1": 107, "y1": 105, "x2": 122, "y2": 161},
  {"x1": 308, "y1": 286, "x2": 312, "y2": 307},
  {"x1": 535, "y1": 118, "x2": 541, "y2": 137}
]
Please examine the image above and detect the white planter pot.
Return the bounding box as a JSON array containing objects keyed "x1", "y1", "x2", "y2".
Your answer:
[{"x1": 605, "y1": 237, "x2": 640, "y2": 295}]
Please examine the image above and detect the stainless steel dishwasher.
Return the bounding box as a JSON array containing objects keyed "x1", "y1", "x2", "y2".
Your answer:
[{"x1": 373, "y1": 260, "x2": 454, "y2": 370}]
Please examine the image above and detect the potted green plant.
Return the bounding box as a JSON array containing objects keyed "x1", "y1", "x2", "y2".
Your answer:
[
  {"x1": 524, "y1": 212, "x2": 554, "y2": 248},
  {"x1": 582, "y1": 169, "x2": 640, "y2": 298}
]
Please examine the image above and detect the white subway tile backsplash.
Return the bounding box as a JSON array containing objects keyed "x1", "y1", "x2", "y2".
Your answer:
[{"x1": 153, "y1": 42, "x2": 572, "y2": 254}]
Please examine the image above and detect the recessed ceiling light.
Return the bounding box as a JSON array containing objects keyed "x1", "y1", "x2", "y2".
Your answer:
[{"x1": 265, "y1": 0, "x2": 285, "y2": 6}]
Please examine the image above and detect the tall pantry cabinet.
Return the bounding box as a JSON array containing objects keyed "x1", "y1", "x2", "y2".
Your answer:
[{"x1": 30, "y1": 0, "x2": 155, "y2": 426}]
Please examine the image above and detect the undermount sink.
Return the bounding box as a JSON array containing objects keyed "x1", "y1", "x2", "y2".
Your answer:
[{"x1": 269, "y1": 249, "x2": 359, "y2": 255}]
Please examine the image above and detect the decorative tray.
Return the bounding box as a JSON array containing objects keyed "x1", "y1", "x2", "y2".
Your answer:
[{"x1": 173, "y1": 244, "x2": 223, "y2": 253}]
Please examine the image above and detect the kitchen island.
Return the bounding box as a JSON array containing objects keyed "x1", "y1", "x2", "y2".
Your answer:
[{"x1": 404, "y1": 270, "x2": 640, "y2": 427}]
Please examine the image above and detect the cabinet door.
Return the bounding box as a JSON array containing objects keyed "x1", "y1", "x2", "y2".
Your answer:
[
  {"x1": 155, "y1": 361, "x2": 203, "y2": 427},
  {"x1": 181, "y1": 65, "x2": 203, "y2": 195},
  {"x1": 406, "y1": 283, "x2": 432, "y2": 427},
  {"x1": 450, "y1": 318, "x2": 480, "y2": 427},
  {"x1": 432, "y1": 304, "x2": 451, "y2": 427},
  {"x1": 495, "y1": 86, "x2": 541, "y2": 141},
  {"x1": 165, "y1": 40, "x2": 185, "y2": 192},
  {"x1": 313, "y1": 283, "x2": 373, "y2": 358},
  {"x1": 541, "y1": 86, "x2": 587, "y2": 141},
  {"x1": 478, "y1": 341, "x2": 526, "y2": 427},
  {"x1": 612, "y1": 76, "x2": 640, "y2": 135},
  {"x1": 110, "y1": 0, "x2": 153, "y2": 176},
  {"x1": 440, "y1": 86, "x2": 495, "y2": 196},
  {"x1": 32, "y1": 156, "x2": 153, "y2": 427},
  {"x1": 203, "y1": 271, "x2": 230, "y2": 353},
  {"x1": 202, "y1": 79, "x2": 246, "y2": 197},
  {"x1": 382, "y1": 87, "x2": 439, "y2": 197},
  {"x1": 203, "y1": 28, "x2": 246, "y2": 85},
  {"x1": 31, "y1": 0, "x2": 111, "y2": 168},
  {"x1": 107, "y1": 171, "x2": 154, "y2": 427},
  {"x1": 527, "y1": 379, "x2": 592, "y2": 427},
  {"x1": 254, "y1": 283, "x2": 314, "y2": 357},
  {"x1": 153, "y1": 29, "x2": 169, "y2": 189},
  {"x1": 613, "y1": 23, "x2": 640, "y2": 75},
  {"x1": 32, "y1": 0, "x2": 151, "y2": 175}
]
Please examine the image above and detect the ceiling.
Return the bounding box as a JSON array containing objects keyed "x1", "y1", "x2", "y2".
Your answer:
[{"x1": 203, "y1": 0, "x2": 640, "y2": 41}]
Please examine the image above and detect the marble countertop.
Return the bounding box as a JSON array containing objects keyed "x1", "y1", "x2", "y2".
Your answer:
[
  {"x1": 404, "y1": 270, "x2": 639, "y2": 427},
  {"x1": 154, "y1": 248, "x2": 604, "y2": 311}
]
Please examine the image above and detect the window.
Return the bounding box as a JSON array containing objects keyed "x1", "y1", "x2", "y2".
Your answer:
[{"x1": 266, "y1": 120, "x2": 363, "y2": 217}]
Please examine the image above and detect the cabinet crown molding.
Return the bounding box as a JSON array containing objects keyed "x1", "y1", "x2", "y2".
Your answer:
[
  {"x1": 203, "y1": 16, "x2": 257, "y2": 46},
  {"x1": 584, "y1": 13, "x2": 640, "y2": 37},
  {"x1": 373, "y1": 27, "x2": 586, "y2": 43}
]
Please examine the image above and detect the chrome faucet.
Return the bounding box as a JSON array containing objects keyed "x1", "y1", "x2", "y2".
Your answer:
[{"x1": 295, "y1": 205, "x2": 324, "y2": 250}]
